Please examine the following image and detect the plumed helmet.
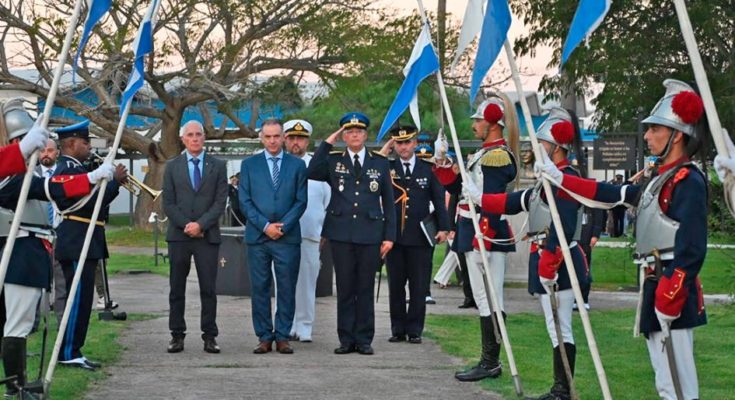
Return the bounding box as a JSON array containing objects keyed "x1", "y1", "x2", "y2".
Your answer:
[
  {"x1": 470, "y1": 96, "x2": 505, "y2": 127},
  {"x1": 1, "y1": 98, "x2": 35, "y2": 141},
  {"x1": 642, "y1": 79, "x2": 704, "y2": 136},
  {"x1": 536, "y1": 107, "x2": 575, "y2": 150}
]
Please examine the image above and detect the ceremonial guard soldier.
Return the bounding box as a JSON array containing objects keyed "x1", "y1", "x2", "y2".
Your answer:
[
  {"x1": 308, "y1": 112, "x2": 396, "y2": 355},
  {"x1": 0, "y1": 100, "x2": 113, "y2": 397},
  {"x1": 432, "y1": 95, "x2": 519, "y2": 382},
  {"x1": 537, "y1": 79, "x2": 713, "y2": 400},
  {"x1": 380, "y1": 125, "x2": 449, "y2": 344},
  {"x1": 467, "y1": 107, "x2": 589, "y2": 400},
  {"x1": 53, "y1": 120, "x2": 126, "y2": 370},
  {"x1": 0, "y1": 118, "x2": 48, "y2": 179}
]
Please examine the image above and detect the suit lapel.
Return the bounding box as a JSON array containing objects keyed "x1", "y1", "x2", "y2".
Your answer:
[
  {"x1": 178, "y1": 155, "x2": 195, "y2": 193},
  {"x1": 260, "y1": 153, "x2": 276, "y2": 192}
]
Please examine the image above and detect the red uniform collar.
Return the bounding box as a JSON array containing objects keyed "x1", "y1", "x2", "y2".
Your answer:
[
  {"x1": 555, "y1": 159, "x2": 570, "y2": 168},
  {"x1": 658, "y1": 155, "x2": 690, "y2": 174},
  {"x1": 482, "y1": 138, "x2": 506, "y2": 148}
]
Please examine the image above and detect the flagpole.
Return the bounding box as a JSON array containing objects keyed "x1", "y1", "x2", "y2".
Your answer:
[
  {"x1": 671, "y1": 0, "x2": 735, "y2": 217},
  {"x1": 502, "y1": 40, "x2": 612, "y2": 400},
  {"x1": 43, "y1": 101, "x2": 131, "y2": 391},
  {"x1": 415, "y1": 0, "x2": 524, "y2": 396},
  {"x1": 0, "y1": 0, "x2": 86, "y2": 298}
]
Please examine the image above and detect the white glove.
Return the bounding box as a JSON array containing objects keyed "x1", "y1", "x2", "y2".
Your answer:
[
  {"x1": 655, "y1": 309, "x2": 677, "y2": 339},
  {"x1": 463, "y1": 179, "x2": 482, "y2": 205},
  {"x1": 434, "y1": 132, "x2": 449, "y2": 160},
  {"x1": 18, "y1": 114, "x2": 50, "y2": 159},
  {"x1": 540, "y1": 275, "x2": 558, "y2": 294},
  {"x1": 533, "y1": 149, "x2": 563, "y2": 184},
  {"x1": 87, "y1": 163, "x2": 114, "y2": 184},
  {"x1": 714, "y1": 130, "x2": 735, "y2": 182}
]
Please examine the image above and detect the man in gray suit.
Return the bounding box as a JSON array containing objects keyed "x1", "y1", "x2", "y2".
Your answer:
[{"x1": 162, "y1": 120, "x2": 228, "y2": 354}]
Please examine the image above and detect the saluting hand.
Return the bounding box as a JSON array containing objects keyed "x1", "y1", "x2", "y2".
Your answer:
[
  {"x1": 325, "y1": 127, "x2": 344, "y2": 145},
  {"x1": 378, "y1": 138, "x2": 395, "y2": 156},
  {"x1": 380, "y1": 241, "x2": 393, "y2": 258}
]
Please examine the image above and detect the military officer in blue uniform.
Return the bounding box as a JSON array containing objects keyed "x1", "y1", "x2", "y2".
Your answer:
[
  {"x1": 379, "y1": 125, "x2": 449, "y2": 344},
  {"x1": 467, "y1": 107, "x2": 589, "y2": 400},
  {"x1": 52, "y1": 120, "x2": 126, "y2": 371},
  {"x1": 308, "y1": 112, "x2": 396, "y2": 355},
  {"x1": 0, "y1": 102, "x2": 113, "y2": 397},
  {"x1": 537, "y1": 80, "x2": 711, "y2": 399}
]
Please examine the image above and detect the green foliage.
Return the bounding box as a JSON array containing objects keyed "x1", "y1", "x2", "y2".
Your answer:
[{"x1": 510, "y1": 0, "x2": 734, "y2": 135}]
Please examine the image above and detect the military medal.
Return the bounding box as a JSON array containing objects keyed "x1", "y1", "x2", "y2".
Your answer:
[
  {"x1": 369, "y1": 180, "x2": 379, "y2": 192},
  {"x1": 338, "y1": 176, "x2": 345, "y2": 192}
]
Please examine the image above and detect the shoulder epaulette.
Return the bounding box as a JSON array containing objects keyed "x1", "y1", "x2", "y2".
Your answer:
[
  {"x1": 418, "y1": 157, "x2": 436, "y2": 166},
  {"x1": 480, "y1": 148, "x2": 512, "y2": 167},
  {"x1": 370, "y1": 151, "x2": 386, "y2": 158}
]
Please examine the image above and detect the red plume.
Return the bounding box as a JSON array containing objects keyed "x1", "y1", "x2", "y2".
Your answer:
[
  {"x1": 550, "y1": 121, "x2": 574, "y2": 145},
  {"x1": 671, "y1": 90, "x2": 704, "y2": 124},
  {"x1": 483, "y1": 103, "x2": 503, "y2": 124}
]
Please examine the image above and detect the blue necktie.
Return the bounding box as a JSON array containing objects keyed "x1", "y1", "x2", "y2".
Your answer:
[
  {"x1": 270, "y1": 157, "x2": 280, "y2": 189},
  {"x1": 191, "y1": 158, "x2": 201, "y2": 191},
  {"x1": 46, "y1": 169, "x2": 55, "y2": 224}
]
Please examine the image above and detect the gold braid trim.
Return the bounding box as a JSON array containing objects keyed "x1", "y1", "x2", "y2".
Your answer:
[
  {"x1": 392, "y1": 180, "x2": 408, "y2": 233},
  {"x1": 480, "y1": 148, "x2": 512, "y2": 167}
]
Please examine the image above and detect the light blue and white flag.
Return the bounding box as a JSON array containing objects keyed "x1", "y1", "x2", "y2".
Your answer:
[
  {"x1": 469, "y1": 0, "x2": 511, "y2": 104},
  {"x1": 72, "y1": 0, "x2": 113, "y2": 83},
  {"x1": 449, "y1": 0, "x2": 484, "y2": 74},
  {"x1": 560, "y1": 0, "x2": 612, "y2": 67},
  {"x1": 120, "y1": 0, "x2": 162, "y2": 116},
  {"x1": 377, "y1": 23, "x2": 440, "y2": 142}
]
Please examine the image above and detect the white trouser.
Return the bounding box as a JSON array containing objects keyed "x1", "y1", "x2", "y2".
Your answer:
[
  {"x1": 433, "y1": 250, "x2": 459, "y2": 286},
  {"x1": 539, "y1": 289, "x2": 575, "y2": 347},
  {"x1": 4, "y1": 283, "x2": 42, "y2": 338},
  {"x1": 646, "y1": 329, "x2": 699, "y2": 400},
  {"x1": 464, "y1": 250, "x2": 506, "y2": 317},
  {"x1": 290, "y1": 240, "x2": 320, "y2": 339}
]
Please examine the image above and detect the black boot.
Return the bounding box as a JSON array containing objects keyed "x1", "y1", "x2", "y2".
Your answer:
[
  {"x1": 2, "y1": 337, "x2": 26, "y2": 397},
  {"x1": 455, "y1": 314, "x2": 503, "y2": 382},
  {"x1": 537, "y1": 343, "x2": 576, "y2": 400}
]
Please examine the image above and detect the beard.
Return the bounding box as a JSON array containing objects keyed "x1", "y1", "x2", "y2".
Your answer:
[{"x1": 40, "y1": 157, "x2": 55, "y2": 167}]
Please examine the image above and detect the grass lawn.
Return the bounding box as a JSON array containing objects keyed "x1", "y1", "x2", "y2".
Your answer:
[
  {"x1": 425, "y1": 305, "x2": 734, "y2": 400},
  {"x1": 107, "y1": 253, "x2": 168, "y2": 277},
  {"x1": 106, "y1": 227, "x2": 157, "y2": 248},
  {"x1": 4, "y1": 314, "x2": 147, "y2": 399}
]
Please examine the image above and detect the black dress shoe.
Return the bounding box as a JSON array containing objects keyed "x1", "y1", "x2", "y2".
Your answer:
[
  {"x1": 458, "y1": 299, "x2": 477, "y2": 309},
  {"x1": 454, "y1": 361, "x2": 502, "y2": 382},
  {"x1": 82, "y1": 357, "x2": 102, "y2": 368},
  {"x1": 334, "y1": 344, "x2": 356, "y2": 355},
  {"x1": 357, "y1": 344, "x2": 374, "y2": 355},
  {"x1": 407, "y1": 336, "x2": 422, "y2": 344},
  {"x1": 167, "y1": 337, "x2": 184, "y2": 353},
  {"x1": 388, "y1": 335, "x2": 406, "y2": 343},
  {"x1": 203, "y1": 337, "x2": 220, "y2": 354}
]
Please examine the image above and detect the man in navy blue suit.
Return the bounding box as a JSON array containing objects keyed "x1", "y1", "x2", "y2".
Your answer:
[{"x1": 239, "y1": 119, "x2": 307, "y2": 355}]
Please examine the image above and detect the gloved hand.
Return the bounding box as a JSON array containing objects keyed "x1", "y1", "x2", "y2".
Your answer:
[
  {"x1": 19, "y1": 114, "x2": 50, "y2": 159},
  {"x1": 655, "y1": 309, "x2": 677, "y2": 339},
  {"x1": 463, "y1": 179, "x2": 482, "y2": 205},
  {"x1": 714, "y1": 130, "x2": 735, "y2": 182},
  {"x1": 533, "y1": 149, "x2": 563, "y2": 184},
  {"x1": 434, "y1": 132, "x2": 449, "y2": 160},
  {"x1": 87, "y1": 163, "x2": 115, "y2": 184}
]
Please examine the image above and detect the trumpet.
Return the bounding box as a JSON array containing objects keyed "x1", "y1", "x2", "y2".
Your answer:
[{"x1": 91, "y1": 152, "x2": 162, "y2": 200}]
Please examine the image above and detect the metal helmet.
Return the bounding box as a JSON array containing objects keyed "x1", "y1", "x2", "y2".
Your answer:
[
  {"x1": 1, "y1": 98, "x2": 34, "y2": 141},
  {"x1": 536, "y1": 107, "x2": 575, "y2": 150},
  {"x1": 642, "y1": 79, "x2": 704, "y2": 136},
  {"x1": 470, "y1": 96, "x2": 506, "y2": 127}
]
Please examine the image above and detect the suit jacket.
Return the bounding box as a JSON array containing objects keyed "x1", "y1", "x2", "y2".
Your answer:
[
  {"x1": 162, "y1": 152, "x2": 228, "y2": 244},
  {"x1": 389, "y1": 158, "x2": 449, "y2": 247},
  {"x1": 239, "y1": 151, "x2": 308, "y2": 245},
  {"x1": 308, "y1": 142, "x2": 396, "y2": 245}
]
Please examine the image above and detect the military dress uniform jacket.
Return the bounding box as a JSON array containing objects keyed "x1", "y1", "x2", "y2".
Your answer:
[
  {"x1": 0, "y1": 143, "x2": 27, "y2": 179},
  {"x1": 558, "y1": 156, "x2": 707, "y2": 335},
  {"x1": 308, "y1": 142, "x2": 396, "y2": 245},
  {"x1": 389, "y1": 158, "x2": 449, "y2": 247},
  {"x1": 54, "y1": 155, "x2": 120, "y2": 261},
  {"x1": 0, "y1": 172, "x2": 92, "y2": 288}
]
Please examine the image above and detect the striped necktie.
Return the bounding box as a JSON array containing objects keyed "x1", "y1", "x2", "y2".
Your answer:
[
  {"x1": 46, "y1": 169, "x2": 55, "y2": 224},
  {"x1": 270, "y1": 157, "x2": 280, "y2": 189}
]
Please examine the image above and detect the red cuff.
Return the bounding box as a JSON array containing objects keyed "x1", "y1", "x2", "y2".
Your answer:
[
  {"x1": 0, "y1": 143, "x2": 27, "y2": 178},
  {"x1": 56, "y1": 174, "x2": 92, "y2": 198},
  {"x1": 538, "y1": 247, "x2": 563, "y2": 279},
  {"x1": 472, "y1": 216, "x2": 495, "y2": 251},
  {"x1": 481, "y1": 193, "x2": 507, "y2": 215},
  {"x1": 562, "y1": 174, "x2": 597, "y2": 200},
  {"x1": 655, "y1": 268, "x2": 689, "y2": 318},
  {"x1": 433, "y1": 165, "x2": 458, "y2": 186}
]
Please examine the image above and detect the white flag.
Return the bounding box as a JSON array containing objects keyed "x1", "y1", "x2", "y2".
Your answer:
[{"x1": 449, "y1": 0, "x2": 484, "y2": 74}]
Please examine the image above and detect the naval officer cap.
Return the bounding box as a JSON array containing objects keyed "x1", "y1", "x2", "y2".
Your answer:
[
  {"x1": 283, "y1": 119, "x2": 313, "y2": 138},
  {"x1": 339, "y1": 112, "x2": 370, "y2": 130},
  {"x1": 55, "y1": 119, "x2": 91, "y2": 141}
]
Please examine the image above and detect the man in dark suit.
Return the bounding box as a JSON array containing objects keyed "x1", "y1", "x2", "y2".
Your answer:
[
  {"x1": 162, "y1": 120, "x2": 228, "y2": 354},
  {"x1": 308, "y1": 112, "x2": 396, "y2": 355},
  {"x1": 380, "y1": 126, "x2": 449, "y2": 344},
  {"x1": 239, "y1": 119, "x2": 307, "y2": 355},
  {"x1": 53, "y1": 120, "x2": 126, "y2": 370}
]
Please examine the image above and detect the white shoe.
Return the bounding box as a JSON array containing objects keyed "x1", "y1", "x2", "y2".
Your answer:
[
  {"x1": 584, "y1": 303, "x2": 591, "y2": 310},
  {"x1": 299, "y1": 336, "x2": 312, "y2": 343},
  {"x1": 96, "y1": 297, "x2": 118, "y2": 310}
]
